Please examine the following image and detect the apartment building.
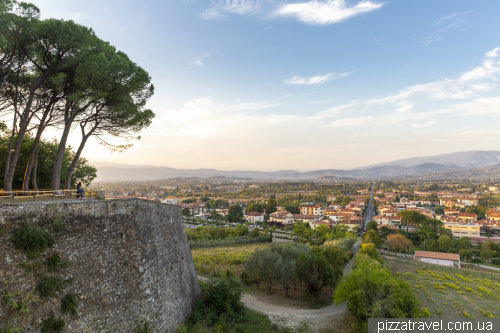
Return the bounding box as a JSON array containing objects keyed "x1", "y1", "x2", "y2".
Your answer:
[{"x1": 300, "y1": 204, "x2": 323, "y2": 217}]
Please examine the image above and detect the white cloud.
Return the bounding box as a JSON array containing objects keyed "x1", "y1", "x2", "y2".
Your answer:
[
  {"x1": 411, "y1": 121, "x2": 435, "y2": 128},
  {"x1": 275, "y1": 0, "x2": 384, "y2": 25},
  {"x1": 371, "y1": 47, "x2": 500, "y2": 104},
  {"x1": 317, "y1": 47, "x2": 500, "y2": 128},
  {"x1": 423, "y1": 11, "x2": 468, "y2": 45},
  {"x1": 327, "y1": 116, "x2": 376, "y2": 128},
  {"x1": 486, "y1": 47, "x2": 500, "y2": 58},
  {"x1": 450, "y1": 96, "x2": 500, "y2": 115},
  {"x1": 284, "y1": 72, "x2": 350, "y2": 85},
  {"x1": 191, "y1": 54, "x2": 209, "y2": 66},
  {"x1": 200, "y1": 0, "x2": 263, "y2": 20},
  {"x1": 230, "y1": 102, "x2": 283, "y2": 110}
]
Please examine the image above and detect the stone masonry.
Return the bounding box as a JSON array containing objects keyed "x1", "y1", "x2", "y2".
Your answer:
[{"x1": 0, "y1": 198, "x2": 201, "y2": 332}]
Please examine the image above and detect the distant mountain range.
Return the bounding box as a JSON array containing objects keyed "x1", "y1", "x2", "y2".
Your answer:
[{"x1": 92, "y1": 150, "x2": 500, "y2": 182}]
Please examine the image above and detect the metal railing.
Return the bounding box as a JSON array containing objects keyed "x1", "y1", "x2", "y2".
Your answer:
[{"x1": 0, "y1": 189, "x2": 98, "y2": 203}]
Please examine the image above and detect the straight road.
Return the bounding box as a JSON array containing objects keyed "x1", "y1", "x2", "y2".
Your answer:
[{"x1": 362, "y1": 181, "x2": 375, "y2": 232}]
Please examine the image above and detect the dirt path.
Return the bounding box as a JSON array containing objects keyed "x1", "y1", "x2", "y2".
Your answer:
[{"x1": 198, "y1": 242, "x2": 359, "y2": 332}]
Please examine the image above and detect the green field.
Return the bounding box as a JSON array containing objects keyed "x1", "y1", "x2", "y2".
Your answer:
[{"x1": 385, "y1": 257, "x2": 500, "y2": 318}]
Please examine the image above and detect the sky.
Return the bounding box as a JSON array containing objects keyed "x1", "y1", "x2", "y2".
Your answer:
[{"x1": 33, "y1": 0, "x2": 500, "y2": 171}]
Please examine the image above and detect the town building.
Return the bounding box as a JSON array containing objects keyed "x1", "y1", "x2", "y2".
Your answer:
[{"x1": 414, "y1": 250, "x2": 460, "y2": 268}]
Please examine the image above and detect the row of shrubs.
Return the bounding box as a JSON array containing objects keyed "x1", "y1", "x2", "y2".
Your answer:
[{"x1": 189, "y1": 235, "x2": 269, "y2": 249}]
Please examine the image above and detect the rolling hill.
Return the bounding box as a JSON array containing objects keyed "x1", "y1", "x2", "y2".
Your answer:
[{"x1": 92, "y1": 150, "x2": 500, "y2": 181}]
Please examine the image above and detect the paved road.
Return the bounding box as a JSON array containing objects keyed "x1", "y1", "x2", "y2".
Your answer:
[{"x1": 362, "y1": 181, "x2": 375, "y2": 231}]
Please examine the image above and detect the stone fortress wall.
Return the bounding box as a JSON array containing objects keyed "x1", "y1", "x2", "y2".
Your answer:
[{"x1": 0, "y1": 198, "x2": 201, "y2": 332}]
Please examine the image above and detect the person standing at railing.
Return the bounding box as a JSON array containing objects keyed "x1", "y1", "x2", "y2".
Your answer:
[{"x1": 77, "y1": 182, "x2": 84, "y2": 198}]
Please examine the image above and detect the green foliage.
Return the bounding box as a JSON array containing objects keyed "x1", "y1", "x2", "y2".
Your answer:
[
  {"x1": 190, "y1": 277, "x2": 246, "y2": 326},
  {"x1": 246, "y1": 202, "x2": 264, "y2": 213},
  {"x1": 358, "y1": 243, "x2": 384, "y2": 264},
  {"x1": 334, "y1": 256, "x2": 419, "y2": 326},
  {"x1": 297, "y1": 251, "x2": 335, "y2": 297},
  {"x1": 179, "y1": 308, "x2": 276, "y2": 333},
  {"x1": 182, "y1": 208, "x2": 190, "y2": 216},
  {"x1": 227, "y1": 205, "x2": 243, "y2": 221},
  {"x1": 466, "y1": 205, "x2": 487, "y2": 220},
  {"x1": 40, "y1": 313, "x2": 65, "y2": 333},
  {"x1": 437, "y1": 234, "x2": 454, "y2": 251},
  {"x1": 284, "y1": 204, "x2": 300, "y2": 214},
  {"x1": 61, "y1": 293, "x2": 78, "y2": 315},
  {"x1": 186, "y1": 226, "x2": 249, "y2": 241},
  {"x1": 36, "y1": 276, "x2": 73, "y2": 298},
  {"x1": 361, "y1": 230, "x2": 383, "y2": 248},
  {"x1": 45, "y1": 253, "x2": 69, "y2": 272},
  {"x1": 265, "y1": 195, "x2": 277, "y2": 215},
  {"x1": 366, "y1": 220, "x2": 378, "y2": 231},
  {"x1": 250, "y1": 228, "x2": 260, "y2": 238},
  {"x1": 1, "y1": 290, "x2": 35, "y2": 318},
  {"x1": 0, "y1": 133, "x2": 97, "y2": 189},
  {"x1": 324, "y1": 237, "x2": 356, "y2": 252},
  {"x1": 12, "y1": 224, "x2": 55, "y2": 258},
  {"x1": 276, "y1": 258, "x2": 297, "y2": 297},
  {"x1": 321, "y1": 245, "x2": 349, "y2": 282}
]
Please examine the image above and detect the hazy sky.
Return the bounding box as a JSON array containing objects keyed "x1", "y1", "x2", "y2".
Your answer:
[{"x1": 34, "y1": 0, "x2": 500, "y2": 171}]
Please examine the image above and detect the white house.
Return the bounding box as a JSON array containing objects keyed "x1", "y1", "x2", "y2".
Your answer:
[
  {"x1": 414, "y1": 250, "x2": 460, "y2": 268},
  {"x1": 162, "y1": 196, "x2": 180, "y2": 204},
  {"x1": 243, "y1": 212, "x2": 265, "y2": 224}
]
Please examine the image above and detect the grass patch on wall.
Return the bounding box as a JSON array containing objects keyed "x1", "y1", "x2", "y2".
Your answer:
[
  {"x1": 12, "y1": 224, "x2": 55, "y2": 258},
  {"x1": 36, "y1": 276, "x2": 73, "y2": 298},
  {"x1": 61, "y1": 293, "x2": 78, "y2": 315},
  {"x1": 40, "y1": 313, "x2": 65, "y2": 333}
]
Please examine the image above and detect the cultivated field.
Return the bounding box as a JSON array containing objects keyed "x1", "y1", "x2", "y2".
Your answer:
[{"x1": 385, "y1": 257, "x2": 500, "y2": 318}]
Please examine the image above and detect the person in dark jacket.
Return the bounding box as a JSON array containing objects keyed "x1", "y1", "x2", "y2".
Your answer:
[{"x1": 77, "y1": 182, "x2": 84, "y2": 198}]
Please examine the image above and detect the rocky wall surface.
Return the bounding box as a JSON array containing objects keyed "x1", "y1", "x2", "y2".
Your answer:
[{"x1": 0, "y1": 198, "x2": 201, "y2": 332}]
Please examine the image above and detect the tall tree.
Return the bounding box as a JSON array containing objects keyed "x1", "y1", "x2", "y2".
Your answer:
[
  {"x1": 51, "y1": 43, "x2": 154, "y2": 190},
  {"x1": 266, "y1": 194, "x2": 277, "y2": 214},
  {"x1": 3, "y1": 17, "x2": 96, "y2": 191}
]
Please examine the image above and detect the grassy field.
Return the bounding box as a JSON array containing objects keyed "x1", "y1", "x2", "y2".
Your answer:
[
  {"x1": 385, "y1": 257, "x2": 500, "y2": 318},
  {"x1": 191, "y1": 243, "x2": 334, "y2": 308}
]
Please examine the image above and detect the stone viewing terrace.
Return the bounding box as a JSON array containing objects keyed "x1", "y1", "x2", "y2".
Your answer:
[{"x1": 0, "y1": 189, "x2": 99, "y2": 204}]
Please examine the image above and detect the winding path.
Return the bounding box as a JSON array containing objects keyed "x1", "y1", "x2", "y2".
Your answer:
[{"x1": 198, "y1": 242, "x2": 359, "y2": 331}]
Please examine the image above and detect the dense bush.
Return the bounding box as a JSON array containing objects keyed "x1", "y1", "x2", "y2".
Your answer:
[
  {"x1": 186, "y1": 225, "x2": 249, "y2": 241},
  {"x1": 297, "y1": 251, "x2": 335, "y2": 297},
  {"x1": 190, "y1": 277, "x2": 246, "y2": 326},
  {"x1": 358, "y1": 243, "x2": 384, "y2": 264},
  {"x1": 335, "y1": 255, "x2": 419, "y2": 331},
  {"x1": 324, "y1": 237, "x2": 356, "y2": 252}
]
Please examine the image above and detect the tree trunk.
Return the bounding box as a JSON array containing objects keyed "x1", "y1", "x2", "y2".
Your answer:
[
  {"x1": 51, "y1": 120, "x2": 72, "y2": 190},
  {"x1": 4, "y1": 76, "x2": 45, "y2": 192},
  {"x1": 22, "y1": 125, "x2": 45, "y2": 191},
  {"x1": 5, "y1": 110, "x2": 32, "y2": 191},
  {"x1": 22, "y1": 93, "x2": 58, "y2": 191},
  {"x1": 4, "y1": 112, "x2": 17, "y2": 189},
  {"x1": 31, "y1": 146, "x2": 38, "y2": 190},
  {"x1": 64, "y1": 132, "x2": 91, "y2": 189}
]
